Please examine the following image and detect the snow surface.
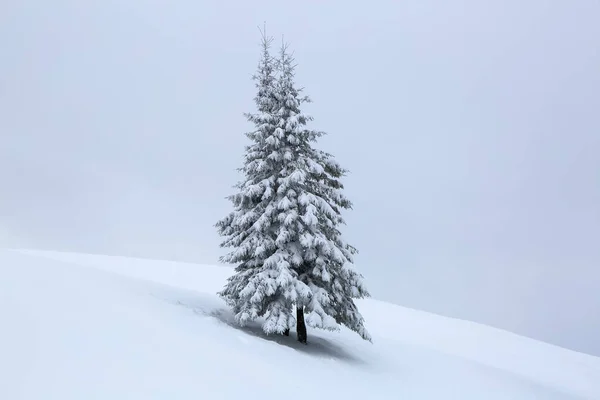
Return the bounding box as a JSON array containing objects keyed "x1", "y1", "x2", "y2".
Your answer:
[{"x1": 1, "y1": 249, "x2": 598, "y2": 399}]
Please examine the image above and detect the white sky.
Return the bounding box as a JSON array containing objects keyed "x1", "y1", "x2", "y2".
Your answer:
[{"x1": 1, "y1": 0, "x2": 599, "y2": 356}]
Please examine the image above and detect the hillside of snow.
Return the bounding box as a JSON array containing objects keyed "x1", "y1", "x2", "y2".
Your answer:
[{"x1": 1, "y1": 249, "x2": 598, "y2": 399}]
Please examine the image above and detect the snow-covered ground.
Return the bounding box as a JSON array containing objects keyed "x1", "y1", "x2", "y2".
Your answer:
[{"x1": 1, "y1": 249, "x2": 598, "y2": 399}]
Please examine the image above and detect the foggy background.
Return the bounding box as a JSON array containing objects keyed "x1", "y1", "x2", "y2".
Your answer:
[{"x1": 1, "y1": 0, "x2": 599, "y2": 356}]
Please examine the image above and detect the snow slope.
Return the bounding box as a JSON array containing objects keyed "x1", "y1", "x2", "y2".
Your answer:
[{"x1": 1, "y1": 249, "x2": 598, "y2": 399}]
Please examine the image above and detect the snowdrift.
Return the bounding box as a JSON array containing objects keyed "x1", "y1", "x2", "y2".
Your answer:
[{"x1": 1, "y1": 249, "x2": 598, "y2": 399}]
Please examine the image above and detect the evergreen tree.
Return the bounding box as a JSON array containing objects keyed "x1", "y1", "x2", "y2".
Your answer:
[{"x1": 217, "y1": 34, "x2": 371, "y2": 344}]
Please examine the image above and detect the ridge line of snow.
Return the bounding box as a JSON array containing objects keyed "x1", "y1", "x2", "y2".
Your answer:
[
  {"x1": 13, "y1": 247, "x2": 598, "y2": 359},
  {"x1": 8, "y1": 249, "x2": 600, "y2": 399}
]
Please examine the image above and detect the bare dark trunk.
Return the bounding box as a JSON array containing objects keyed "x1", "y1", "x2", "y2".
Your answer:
[
  {"x1": 283, "y1": 328, "x2": 290, "y2": 336},
  {"x1": 296, "y1": 306, "x2": 307, "y2": 344}
]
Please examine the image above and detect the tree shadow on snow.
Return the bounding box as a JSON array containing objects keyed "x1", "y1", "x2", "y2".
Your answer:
[{"x1": 166, "y1": 291, "x2": 368, "y2": 366}]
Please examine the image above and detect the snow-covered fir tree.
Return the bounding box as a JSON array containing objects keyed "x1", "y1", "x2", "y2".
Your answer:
[{"x1": 217, "y1": 33, "x2": 371, "y2": 344}]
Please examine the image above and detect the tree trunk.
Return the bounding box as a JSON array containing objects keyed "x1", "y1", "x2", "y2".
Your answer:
[
  {"x1": 283, "y1": 328, "x2": 290, "y2": 336},
  {"x1": 296, "y1": 306, "x2": 307, "y2": 344}
]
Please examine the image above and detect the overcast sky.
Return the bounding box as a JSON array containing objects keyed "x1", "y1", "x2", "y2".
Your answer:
[{"x1": 1, "y1": 0, "x2": 599, "y2": 356}]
